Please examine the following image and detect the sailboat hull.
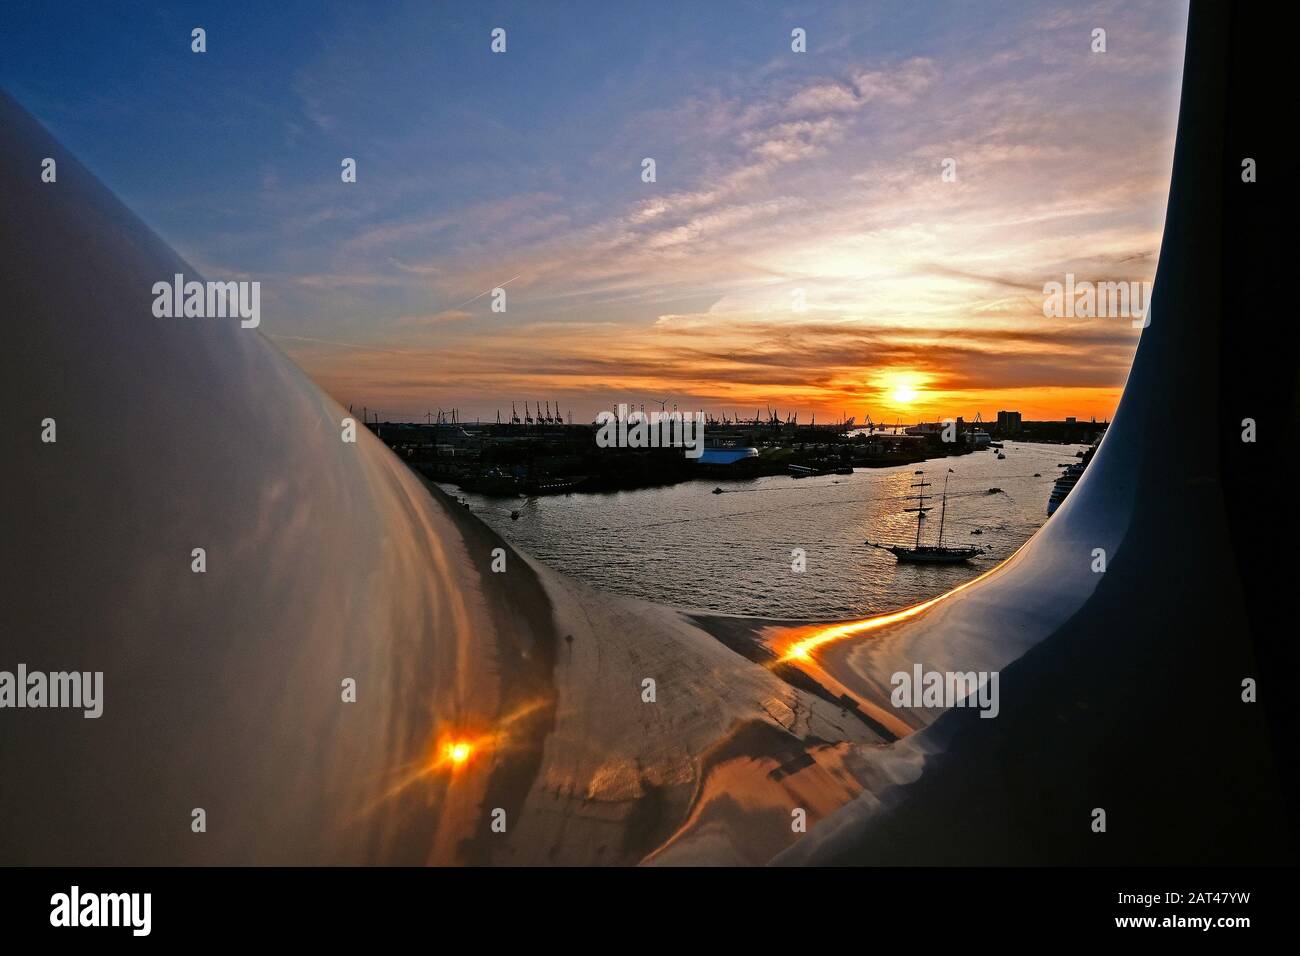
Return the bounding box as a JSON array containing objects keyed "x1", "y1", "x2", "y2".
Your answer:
[{"x1": 887, "y1": 545, "x2": 982, "y2": 564}]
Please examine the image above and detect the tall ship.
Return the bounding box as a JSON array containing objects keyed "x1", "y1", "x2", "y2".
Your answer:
[{"x1": 868, "y1": 471, "x2": 984, "y2": 564}]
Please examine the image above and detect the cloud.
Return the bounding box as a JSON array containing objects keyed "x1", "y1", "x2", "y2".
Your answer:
[
  {"x1": 255, "y1": 2, "x2": 1186, "y2": 422},
  {"x1": 851, "y1": 57, "x2": 939, "y2": 104},
  {"x1": 784, "y1": 81, "x2": 861, "y2": 115}
]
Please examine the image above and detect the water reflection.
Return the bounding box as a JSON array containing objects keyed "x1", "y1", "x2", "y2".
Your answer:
[{"x1": 444, "y1": 440, "x2": 1084, "y2": 620}]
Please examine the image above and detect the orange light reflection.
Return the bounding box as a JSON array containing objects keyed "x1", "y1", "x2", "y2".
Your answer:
[{"x1": 776, "y1": 549, "x2": 1021, "y2": 663}]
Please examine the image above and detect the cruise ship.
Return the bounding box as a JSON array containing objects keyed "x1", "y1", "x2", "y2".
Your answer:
[{"x1": 1046, "y1": 442, "x2": 1099, "y2": 515}]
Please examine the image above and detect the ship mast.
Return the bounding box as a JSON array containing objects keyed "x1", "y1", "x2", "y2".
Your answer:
[
  {"x1": 904, "y1": 474, "x2": 932, "y2": 549},
  {"x1": 937, "y1": 473, "x2": 950, "y2": 548}
]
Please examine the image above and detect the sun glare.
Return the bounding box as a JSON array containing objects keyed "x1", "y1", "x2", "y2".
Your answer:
[
  {"x1": 881, "y1": 372, "x2": 925, "y2": 407},
  {"x1": 445, "y1": 741, "x2": 472, "y2": 766}
]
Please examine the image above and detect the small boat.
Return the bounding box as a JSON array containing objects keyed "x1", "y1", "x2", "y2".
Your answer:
[
  {"x1": 996, "y1": 452, "x2": 1006, "y2": 459},
  {"x1": 510, "y1": 510, "x2": 521, "y2": 520},
  {"x1": 986, "y1": 487, "x2": 1003, "y2": 494},
  {"x1": 971, "y1": 529, "x2": 984, "y2": 535},
  {"x1": 869, "y1": 471, "x2": 984, "y2": 564},
  {"x1": 711, "y1": 487, "x2": 724, "y2": 494},
  {"x1": 1033, "y1": 472, "x2": 1042, "y2": 477}
]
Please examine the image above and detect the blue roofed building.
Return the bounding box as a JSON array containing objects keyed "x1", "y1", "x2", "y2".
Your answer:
[{"x1": 695, "y1": 447, "x2": 760, "y2": 465}]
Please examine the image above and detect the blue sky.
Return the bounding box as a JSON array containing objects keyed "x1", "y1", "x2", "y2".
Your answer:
[{"x1": 1, "y1": 1, "x2": 1189, "y2": 420}]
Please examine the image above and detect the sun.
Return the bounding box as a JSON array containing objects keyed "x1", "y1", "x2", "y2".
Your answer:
[
  {"x1": 879, "y1": 370, "x2": 927, "y2": 409},
  {"x1": 445, "y1": 741, "x2": 472, "y2": 766}
]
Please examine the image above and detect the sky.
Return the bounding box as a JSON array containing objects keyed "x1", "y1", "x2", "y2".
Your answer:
[{"x1": 1, "y1": 0, "x2": 1189, "y2": 423}]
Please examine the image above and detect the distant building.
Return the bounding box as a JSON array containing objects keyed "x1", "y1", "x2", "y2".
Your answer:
[
  {"x1": 996, "y1": 410, "x2": 1022, "y2": 433},
  {"x1": 1065, "y1": 416, "x2": 1076, "y2": 424}
]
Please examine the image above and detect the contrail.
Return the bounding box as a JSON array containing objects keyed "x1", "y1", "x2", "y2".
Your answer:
[{"x1": 437, "y1": 274, "x2": 522, "y2": 315}]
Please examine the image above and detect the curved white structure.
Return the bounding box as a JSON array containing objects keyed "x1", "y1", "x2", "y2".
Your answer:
[
  {"x1": 774, "y1": 0, "x2": 1293, "y2": 864},
  {"x1": 1, "y1": 0, "x2": 1292, "y2": 866},
  {"x1": 1, "y1": 92, "x2": 878, "y2": 864}
]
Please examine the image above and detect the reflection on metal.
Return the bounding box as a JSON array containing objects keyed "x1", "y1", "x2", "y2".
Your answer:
[
  {"x1": 777, "y1": 556, "x2": 1013, "y2": 663},
  {"x1": 776, "y1": 1, "x2": 1292, "y2": 865},
  {"x1": 1, "y1": 0, "x2": 1291, "y2": 867},
  {"x1": 1, "y1": 87, "x2": 516, "y2": 864}
]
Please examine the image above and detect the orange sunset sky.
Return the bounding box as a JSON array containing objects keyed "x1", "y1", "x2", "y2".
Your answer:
[{"x1": 68, "y1": 0, "x2": 1186, "y2": 424}]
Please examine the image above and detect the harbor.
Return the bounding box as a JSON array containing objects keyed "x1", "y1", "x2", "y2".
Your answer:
[
  {"x1": 436, "y1": 438, "x2": 1092, "y2": 620},
  {"x1": 368, "y1": 406, "x2": 1106, "y2": 499}
]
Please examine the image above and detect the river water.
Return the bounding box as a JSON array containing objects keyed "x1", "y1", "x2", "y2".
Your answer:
[{"x1": 441, "y1": 440, "x2": 1087, "y2": 620}]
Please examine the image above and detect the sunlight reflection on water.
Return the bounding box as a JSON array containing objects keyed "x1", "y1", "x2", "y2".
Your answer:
[{"x1": 443, "y1": 440, "x2": 1086, "y2": 619}]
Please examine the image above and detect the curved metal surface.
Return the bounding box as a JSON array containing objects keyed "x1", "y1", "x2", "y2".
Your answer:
[
  {"x1": 775, "y1": 0, "x2": 1294, "y2": 864},
  {"x1": 1, "y1": 0, "x2": 1292, "y2": 866},
  {"x1": 0, "y1": 98, "x2": 878, "y2": 865},
  {"x1": 0, "y1": 88, "x2": 530, "y2": 864}
]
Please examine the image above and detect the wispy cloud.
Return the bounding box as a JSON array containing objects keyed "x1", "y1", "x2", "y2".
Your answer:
[{"x1": 44, "y1": 0, "x2": 1184, "y2": 421}]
